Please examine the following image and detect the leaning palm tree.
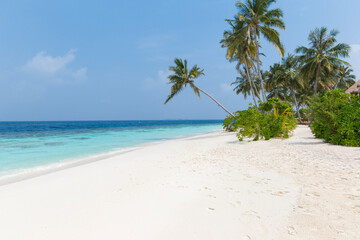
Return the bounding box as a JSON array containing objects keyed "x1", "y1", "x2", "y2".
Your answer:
[
  {"x1": 164, "y1": 58, "x2": 234, "y2": 117},
  {"x1": 335, "y1": 66, "x2": 356, "y2": 90},
  {"x1": 296, "y1": 27, "x2": 350, "y2": 94},
  {"x1": 236, "y1": 0, "x2": 285, "y2": 101}
]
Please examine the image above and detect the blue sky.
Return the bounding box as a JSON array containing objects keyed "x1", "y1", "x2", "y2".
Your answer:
[{"x1": 0, "y1": 0, "x2": 359, "y2": 121}]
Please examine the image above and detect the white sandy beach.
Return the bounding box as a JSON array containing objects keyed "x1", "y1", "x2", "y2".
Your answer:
[{"x1": 0, "y1": 125, "x2": 359, "y2": 240}]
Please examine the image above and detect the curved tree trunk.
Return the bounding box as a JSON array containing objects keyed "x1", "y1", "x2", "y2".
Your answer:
[
  {"x1": 249, "y1": 80, "x2": 259, "y2": 107},
  {"x1": 243, "y1": 57, "x2": 258, "y2": 107},
  {"x1": 252, "y1": 81, "x2": 262, "y2": 102},
  {"x1": 253, "y1": 28, "x2": 267, "y2": 102},
  {"x1": 291, "y1": 89, "x2": 302, "y2": 123},
  {"x1": 193, "y1": 84, "x2": 234, "y2": 117}
]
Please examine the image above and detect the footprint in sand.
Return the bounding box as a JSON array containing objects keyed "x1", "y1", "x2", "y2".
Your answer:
[
  {"x1": 353, "y1": 205, "x2": 360, "y2": 213},
  {"x1": 346, "y1": 194, "x2": 360, "y2": 200},
  {"x1": 271, "y1": 191, "x2": 289, "y2": 196},
  {"x1": 311, "y1": 192, "x2": 320, "y2": 197},
  {"x1": 287, "y1": 226, "x2": 297, "y2": 235},
  {"x1": 243, "y1": 210, "x2": 260, "y2": 219}
]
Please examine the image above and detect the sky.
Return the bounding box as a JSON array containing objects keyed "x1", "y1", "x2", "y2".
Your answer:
[{"x1": 0, "y1": 0, "x2": 359, "y2": 121}]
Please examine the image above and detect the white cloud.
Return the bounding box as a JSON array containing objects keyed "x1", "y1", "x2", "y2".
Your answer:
[
  {"x1": 22, "y1": 49, "x2": 87, "y2": 84},
  {"x1": 72, "y1": 67, "x2": 87, "y2": 83},
  {"x1": 24, "y1": 49, "x2": 76, "y2": 74},
  {"x1": 220, "y1": 83, "x2": 233, "y2": 92}
]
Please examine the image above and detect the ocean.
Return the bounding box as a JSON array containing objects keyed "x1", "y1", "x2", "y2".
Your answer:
[{"x1": 0, "y1": 120, "x2": 222, "y2": 178}]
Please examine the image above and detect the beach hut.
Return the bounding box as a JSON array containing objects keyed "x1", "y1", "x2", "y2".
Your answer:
[{"x1": 345, "y1": 79, "x2": 360, "y2": 95}]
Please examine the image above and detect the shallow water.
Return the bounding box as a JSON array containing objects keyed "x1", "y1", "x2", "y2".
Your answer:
[{"x1": 0, "y1": 120, "x2": 222, "y2": 176}]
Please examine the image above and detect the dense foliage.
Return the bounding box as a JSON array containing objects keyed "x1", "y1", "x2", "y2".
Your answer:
[
  {"x1": 166, "y1": 1, "x2": 358, "y2": 147},
  {"x1": 221, "y1": 2, "x2": 353, "y2": 126},
  {"x1": 309, "y1": 89, "x2": 360, "y2": 147},
  {"x1": 223, "y1": 98, "x2": 297, "y2": 141}
]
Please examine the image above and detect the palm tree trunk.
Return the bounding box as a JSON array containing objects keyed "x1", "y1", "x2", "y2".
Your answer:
[
  {"x1": 253, "y1": 28, "x2": 267, "y2": 102},
  {"x1": 249, "y1": 80, "x2": 258, "y2": 107},
  {"x1": 249, "y1": 80, "x2": 259, "y2": 107},
  {"x1": 193, "y1": 84, "x2": 234, "y2": 117},
  {"x1": 314, "y1": 63, "x2": 321, "y2": 94},
  {"x1": 243, "y1": 57, "x2": 258, "y2": 107},
  {"x1": 291, "y1": 89, "x2": 302, "y2": 123}
]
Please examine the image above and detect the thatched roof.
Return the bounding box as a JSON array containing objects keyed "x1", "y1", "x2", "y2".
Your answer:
[{"x1": 346, "y1": 80, "x2": 360, "y2": 93}]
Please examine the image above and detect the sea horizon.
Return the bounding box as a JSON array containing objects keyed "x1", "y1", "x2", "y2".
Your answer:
[{"x1": 0, "y1": 120, "x2": 223, "y2": 180}]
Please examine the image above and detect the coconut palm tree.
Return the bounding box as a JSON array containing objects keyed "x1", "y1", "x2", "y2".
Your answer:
[
  {"x1": 295, "y1": 27, "x2": 350, "y2": 94},
  {"x1": 164, "y1": 58, "x2": 234, "y2": 117},
  {"x1": 296, "y1": 86, "x2": 312, "y2": 108},
  {"x1": 221, "y1": 16, "x2": 261, "y2": 104},
  {"x1": 282, "y1": 54, "x2": 304, "y2": 122},
  {"x1": 232, "y1": 66, "x2": 261, "y2": 106},
  {"x1": 264, "y1": 63, "x2": 286, "y2": 100},
  {"x1": 232, "y1": 70, "x2": 251, "y2": 98},
  {"x1": 265, "y1": 56, "x2": 304, "y2": 121},
  {"x1": 236, "y1": 0, "x2": 285, "y2": 101},
  {"x1": 335, "y1": 66, "x2": 356, "y2": 90}
]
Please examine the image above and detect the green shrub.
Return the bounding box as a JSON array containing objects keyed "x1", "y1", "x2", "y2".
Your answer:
[
  {"x1": 309, "y1": 89, "x2": 360, "y2": 147},
  {"x1": 223, "y1": 115, "x2": 235, "y2": 132},
  {"x1": 224, "y1": 98, "x2": 297, "y2": 141}
]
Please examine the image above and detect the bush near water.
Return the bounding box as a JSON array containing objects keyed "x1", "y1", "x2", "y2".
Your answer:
[
  {"x1": 309, "y1": 89, "x2": 360, "y2": 147},
  {"x1": 223, "y1": 98, "x2": 297, "y2": 141}
]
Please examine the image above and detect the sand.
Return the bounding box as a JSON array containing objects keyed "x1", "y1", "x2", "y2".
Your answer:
[{"x1": 0, "y1": 125, "x2": 358, "y2": 239}]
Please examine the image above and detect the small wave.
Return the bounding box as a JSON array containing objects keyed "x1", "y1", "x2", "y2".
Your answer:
[
  {"x1": 44, "y1": 142, "x2": 66, "y2": 146},
  {"x1": 72, "y1": 137, "x2": 90, "y2": 140}
]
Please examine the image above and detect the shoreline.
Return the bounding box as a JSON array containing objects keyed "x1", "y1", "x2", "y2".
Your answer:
[
  {"x1": 0, "y1": 129, "x2": 222, "y2": 186},
  {"x1": 0, "y1": 126, "x2": 358, "y2": 239}
]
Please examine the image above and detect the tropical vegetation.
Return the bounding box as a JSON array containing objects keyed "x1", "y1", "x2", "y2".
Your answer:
[
  {"x1": 224, "y1": 98, "x2": 296, "y2": 141},
  {"x1": 309, "y1": 90, "x2": 360, "y2": 147},
  {"x1": 296, "y1": 27, "x2": 351, "y2": 94},
  {"x1": 221, "y1": 0, "x2": 285, "y2": 103},
  {"x1": 164, "y1": 0, "x2": 359, "y2": 145}
]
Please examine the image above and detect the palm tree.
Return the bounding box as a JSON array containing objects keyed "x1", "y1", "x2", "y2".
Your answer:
[
  {"x1": 232, "y1": 66, "x2": 261, "y2": 106},
  {"x1": 282, "y1": 54, "x2": 304, "y2": 122},
  {"x1": 232, "y1": 70, "x2": 251, "y2": 98},
  {"x1": 296, "y1": 87, "x2": 312, "y2": 108},
  {"x1": 221, "y1": 16, "x2": 261, "y2": 104},
  {"x1": 164, "y1": 58, "x2": 234, "y2": 117},
  {"x1": 236, "y1": 0, "x2": 285, "y2": 101},
  {"x1": 264, "y1": 63, "x2": 286, "y2": 100},
  {"x1": 265, "y1": 56, "x2": 304, "y2": 122},
  {"x1": 296, "y1": 27, "x2": 350, "y2": 94},
  {"x1": 335, "y1": 66, "x2": 356, "y2": 90}
]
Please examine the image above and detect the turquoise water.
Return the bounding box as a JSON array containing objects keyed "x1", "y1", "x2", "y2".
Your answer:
[{"x1": 0, "y1": 120, "x2": 222, "y2": 176}]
